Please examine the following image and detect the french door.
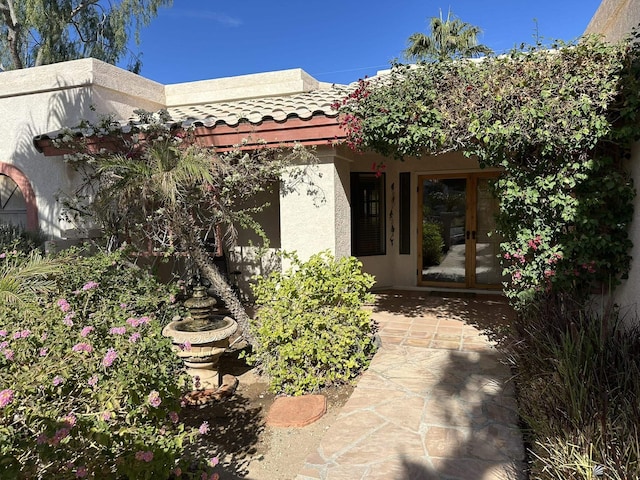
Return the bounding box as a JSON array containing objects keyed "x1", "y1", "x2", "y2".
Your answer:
[{"x1": 418, "y1": 173, "x2": 502, "y2": 288}]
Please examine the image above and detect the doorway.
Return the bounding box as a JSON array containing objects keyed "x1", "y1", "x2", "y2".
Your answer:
[{"x1": 418, "y1": 173, "x2": 502, "y2": 288}]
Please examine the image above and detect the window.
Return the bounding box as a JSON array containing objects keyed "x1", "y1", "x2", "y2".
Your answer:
[{"x1": 351, "y1": 172, "x2": 385, "y2": 256}]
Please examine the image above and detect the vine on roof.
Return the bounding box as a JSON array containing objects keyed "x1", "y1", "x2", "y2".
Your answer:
[{"x1": 335, "y1": 34, "x2": 640, "y2": 309}]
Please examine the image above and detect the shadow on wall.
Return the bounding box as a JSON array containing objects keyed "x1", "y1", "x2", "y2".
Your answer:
[{"x1": 10, "y1": 75, "x2": 95, "y2": 241}]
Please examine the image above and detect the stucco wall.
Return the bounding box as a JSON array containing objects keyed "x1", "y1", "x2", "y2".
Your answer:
[
  {"x1": 584, "y1": 0, "x2": 640, "y2": 42},
  {"x1": 0, "y1": 59, "x2": 165, "y2": 239}
]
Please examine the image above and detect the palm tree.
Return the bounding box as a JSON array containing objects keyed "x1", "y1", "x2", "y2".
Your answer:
[
  {"x1": 404, "y1": 10, "x2": 493, "y2": 63},
  {"x1": 0, "y1": 252, "x2": 63, "y2": 307},
  {"x1": 62, "y1": 113, "x2": 302, "y2": 346}
]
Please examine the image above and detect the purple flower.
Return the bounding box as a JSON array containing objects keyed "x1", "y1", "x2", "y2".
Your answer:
[
  {"x1": 72, "y1": 342, "x2": 93, "y2": 353},
  {"x1": 199, "y1": 421, "x2": 210, "y2": 435},
  {"x1": 82, "y1": 281, "x2": 99, "y2": 291},
  {"x1": 53, "y1": 376, "x2": 64, "y2": 386},
  {"x1": 80, "y1": 326, "x2": 94, "y2": 337},
  {"x1": 0, "y1": 389, "x2": 14, "y2": 408},
  {"x1": 36, "y1": 433, "x2": 48, "y2": 445},
  {"x1": 88, "y1": 375, "x2": 98, "y2": 387},
  {"x1": 129, "y1": 332, "x2": 141, "y2": 343},
  {"x1": 57, "y1": 298, "x2": 71, "y2": 312},
  {"x1": 102, "y1": 348, "x2": 118, "y2": 367},
  {"x1": 63, "y1": 313, "x2": 75, "y2": 327},
  {"x1": 76, "y1": 466, "x2": 88, "y2": 478},
  {"x1": 169, "y1": 411, "x2": 179, "y2": 423},
  {"x1": 138, "y1": 316, "x2": 151, "y2": 325},
  {"x1": 147, "y1": 390, "x2": 161, "y2": 408},
  {"x1": 0, "y1": 341, "x2": 8, "y2": 350},
  {"x1": 135, "y1": 450, "x2": 154, "y2": 462},
  {"x1": 126, "y1": 317, "x2": 140, "y2": 327},
  {"x1": 108, "y1": 326, "x2": 126, "y2": 335},
  {"x1": 180, "y1": 341, "x2": 192, "y2": 351}
]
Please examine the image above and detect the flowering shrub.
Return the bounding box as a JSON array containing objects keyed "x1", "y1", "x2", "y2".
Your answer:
[
  {"x1": 335, "y1": 35, "x2": 640, "y2": 311},
  {"x1": 0, "y1": 248, "x2": 219, "y2": 479}
]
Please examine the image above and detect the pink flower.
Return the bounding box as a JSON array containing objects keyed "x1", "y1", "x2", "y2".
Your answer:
[
  {"x1": 180, "y1": 341, "x2": 192, "y2": 351},
  {"x1": 126, "y1": 317, "x2": 140, "y2": 327},
  {"x1": 102, "y1": 411, "x2": 112, "y2": 421},
  {"x1": 53, "y1": 375, "x2": 64, "y2": 386},
  {"x1": 102, "y1": 348, "x2": 118, "y2": 367},
  {"x1": 0, "y1": 389, "x2": 14, "y2": 408},
  {"x1": 0, "y1": 341, "x2": 8, "y2": 350},
  {"x1": 119, "y1": 303, "x2": 128, "y2": 309},
  {"x1": 82, "y1": 281, "x2": 99, "y2": 291},
  {"x1": 62, "y1": 413, "x2": 77, "y2": 427},
  {"x1": 4, "y1": 349, "x2": 14, "y2": 360},
  {"x1": 135, "y1": 450, "x2": 153, "y2": 462},
  {"x1": 209, "y1": 457, "x2": 219, "y2": 467},
  {"x1": 0, "y1": 330, "x2": 6, "y2": 337},
  {"x1": 39, "y1": 348, "x2": 48, "y2": 357},
  {"x1": 57, "y1": 298, "x2": 71, "y2": 312},
  {"x1": 109, "y1": 326, "x2": 126, "y2": 335},
  {"x1": 513, "y1": 271, "x2": 522, "y2": 281},
  {"x1": 147, "y1": 390, "x2": 161, "y2": 408},
  {"x1": 63, "y1": 313, "x2": 75, "y2": 327},
  {"x1": 173, "y1": 467, "x2": 182, "y2": 477},
  {"x1": 169, "y1": 411, "x2": 179, "y2": 423},
  {"x1": 72, "y1": 342, "x2": 93, "y2": 353},
  {"x1": 80, "y1": 326, "x2": 94, "y2": 337},
  {"x1": 12, "y1": 332, "x2": 21, "y2": 340},
  {"x1": 138, "y1": 316, "x2": 151, "y2": 325},
  {"x1": 129, "y1": 332, "x2": 141, "y2": 343},
  {"x1": 199, "y1": 421, "x2": 210, "y2": 435},
  {"x1": 88, "y1": 375, "x2": 98, "y2": 387},
  {"x1": 76, "y1": 466, "x2": 88, "y2": 478}
]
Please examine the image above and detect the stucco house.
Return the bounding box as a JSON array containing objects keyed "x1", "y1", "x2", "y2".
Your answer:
[
  {"x1": 1, "y1": 0, "x2": 638, "y2": 309},
  {"x1": 0, "y1": 58, "x2": 503, "y2": 294}
]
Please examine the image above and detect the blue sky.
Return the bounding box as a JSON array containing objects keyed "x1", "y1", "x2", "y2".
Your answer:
[{"x1": 134, "y1": 1, "x2": 603, "y2": 86}]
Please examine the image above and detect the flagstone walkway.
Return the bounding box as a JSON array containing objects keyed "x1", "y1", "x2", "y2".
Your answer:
[{"x1": 296, "y1": 290, "x2": 526, "y2": 480}]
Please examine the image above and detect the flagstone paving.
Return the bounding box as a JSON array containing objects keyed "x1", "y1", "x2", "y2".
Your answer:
[{"x1": 296, "y1": 290, "x2": 526, "y2": 480}]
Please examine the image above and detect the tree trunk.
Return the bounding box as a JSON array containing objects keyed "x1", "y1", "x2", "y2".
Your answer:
[{"x1": 173, "y1": 217, "x2": 255, "y2": 347}]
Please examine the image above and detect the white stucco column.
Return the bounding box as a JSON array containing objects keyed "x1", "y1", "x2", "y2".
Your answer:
[{"x1": 279, "y1": 152, "x2": 350, "y2": 263}]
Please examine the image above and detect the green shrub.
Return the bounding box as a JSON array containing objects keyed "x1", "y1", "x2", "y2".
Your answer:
[
  {"x1": 0, "y1": 223, "x2": 46, "y2": 254},
  {"x1": 500, "y1": 298, "x2": 640, "y2": 479},
  {"x1": 422, "y1": 221, "x2": 444, "y2": 267},
  {"x1": 249, "y1": 251, "x2": 377, "y2": 396},
  {"x1": 0, "y1": 248, "x2": 219, "y2": 479}
]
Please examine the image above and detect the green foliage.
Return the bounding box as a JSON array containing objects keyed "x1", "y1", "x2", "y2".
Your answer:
[
  {"x1": 0, "y1": 223, "x2": 46, "y2": 254},
  {"x1": 0, "y1": 247, "x2": 218, "y2": 479},
  {"x1": 501, "y1": 299, "x2": 640, "y2": 479},
  {"x1": 249, "y1": 251, "x2": 377, "y2": 396},
  {"x1": 336, "y1": 34, "x2": 640, "y2": 311},
  {"x1": 0, "y1": 0, "x2": 172, "y2": 70},
  {"x1": 422, "y1": 221, "x2": 444, "y2": 266}
]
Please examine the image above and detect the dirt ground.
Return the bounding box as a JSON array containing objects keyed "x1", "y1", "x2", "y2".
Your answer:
[{"x1": 181, "y1": 347, "x2": 355, "y2": 480}]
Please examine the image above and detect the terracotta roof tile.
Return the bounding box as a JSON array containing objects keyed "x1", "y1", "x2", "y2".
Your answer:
[{"x1": 167, "y1": 84, "x2": 352, "y2": 127}]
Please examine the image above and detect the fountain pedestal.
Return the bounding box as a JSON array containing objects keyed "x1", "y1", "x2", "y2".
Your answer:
[{"x1": 162, "y1": 286, "x2": 238, "y2": 390}]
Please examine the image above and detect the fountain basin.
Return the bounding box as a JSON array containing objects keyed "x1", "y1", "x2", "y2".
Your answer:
[{"x1": 162, "y1": 315, "x2": 238, "y2": 389}]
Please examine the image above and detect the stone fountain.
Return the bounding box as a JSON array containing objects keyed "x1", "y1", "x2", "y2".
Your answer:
[{"x1": 162, "y1": 285, "x2": 238, "y2": 390}]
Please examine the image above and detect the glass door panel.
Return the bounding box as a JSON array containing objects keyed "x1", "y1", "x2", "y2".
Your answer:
[
  {"x1": 475, "y1": 178, "x2": 503, "y2": 286},
  {"x1": 421, "y1": 178, "x2": 467, "y2": 284}
]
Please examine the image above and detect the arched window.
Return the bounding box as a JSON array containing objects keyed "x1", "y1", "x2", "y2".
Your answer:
[
  {"x1": 0, "y1": 163, "x2": 38, "y2": 231},
  {"x1": 0, "y1": 174, "x2": 28, "y2": 227}
]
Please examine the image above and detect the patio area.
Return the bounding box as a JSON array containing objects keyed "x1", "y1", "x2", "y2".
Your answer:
[{"x1": 296, "y1": 290, "x2": 526, "y2": 480}]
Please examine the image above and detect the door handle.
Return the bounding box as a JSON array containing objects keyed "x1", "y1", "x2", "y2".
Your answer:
[
  {"x1": 472, "y1": 231, "x2": 476, "y2": 240},
  {"x1": 466, "y1": 230, "x2": 470, "y2": 240}
]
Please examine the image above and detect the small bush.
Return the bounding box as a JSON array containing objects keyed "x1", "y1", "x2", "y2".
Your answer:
[
  {"x1": 422, "y1": 221, "x2": 444, "y2": 267},
  {"x1": 249, "y1": 251, "x2": 377, "y2": 396},
  {"x1": 0, "y1": 223, "x2": 46, "y2": 254},
  {"x1": 500, "y1": 296, "x2": 640, "y2": 480},
  {"x1": 0, "y1": 248, "x2": 218, "y2": 479}
]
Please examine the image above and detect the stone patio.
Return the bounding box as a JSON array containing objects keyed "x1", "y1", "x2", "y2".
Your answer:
[{"x1": 296, "y1": 290, "x2": 526, "y2": 480}]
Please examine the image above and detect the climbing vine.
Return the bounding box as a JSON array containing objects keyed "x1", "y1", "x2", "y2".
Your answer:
[{"x1": 335, "y1": 35, "x2": 640, "y2": 309}]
